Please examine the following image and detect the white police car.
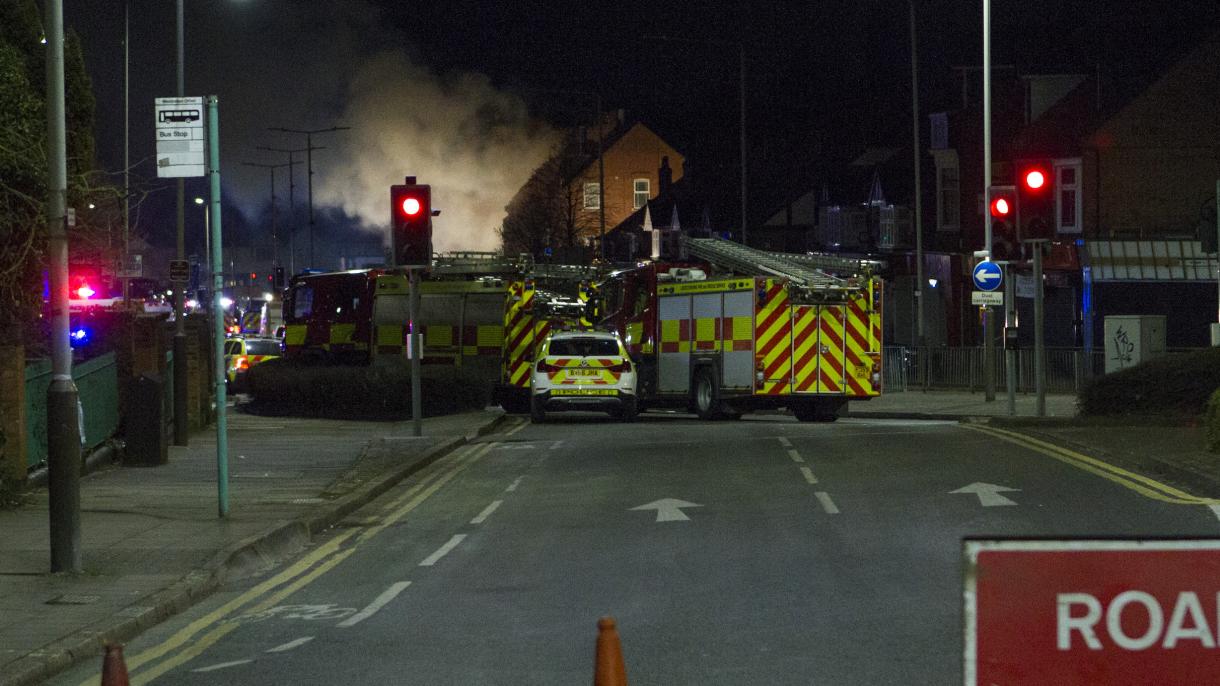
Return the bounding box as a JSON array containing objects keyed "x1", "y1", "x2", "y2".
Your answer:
[{"x1": 530, "y1": 330, "x2": 638, "y2": 422}]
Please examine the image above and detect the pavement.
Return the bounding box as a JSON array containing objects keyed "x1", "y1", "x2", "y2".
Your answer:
[{"x1": 0, "y1": 405, "x2": 505, "y2": 686}]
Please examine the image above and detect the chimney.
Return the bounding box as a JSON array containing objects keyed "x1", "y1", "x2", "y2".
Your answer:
[{"x1": 658, "y1": 156, "x2": 673, "y2": 196}]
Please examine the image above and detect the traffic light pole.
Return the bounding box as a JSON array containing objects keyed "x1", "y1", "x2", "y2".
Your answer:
[
  {"x1": 1004, "y1": 263, "x2": 1016, "y2": 415},
  {"x1": 409, "y1": 269, "x2": 422, "y2": 437},
  {"x1": 45, "y1": 0, "x2": 82, "y2": 573}
]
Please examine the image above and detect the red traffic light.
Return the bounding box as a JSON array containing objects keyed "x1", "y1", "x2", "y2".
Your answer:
[
  {"x1": 990, "y1": 197, "x2": 1011, "y2": 217},
  {"x1": 1023, "y1": 169, "x2": 1047, "y2": 191},
  {"x1": 400, "y1": 197, "x2": 422, "y2": 216}
]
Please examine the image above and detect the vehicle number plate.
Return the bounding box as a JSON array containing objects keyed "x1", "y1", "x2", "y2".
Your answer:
[
  {"x1": 568, "y1": 369, "x2": 600, "y2": 377},
  {"x1": 552, "y1": 388, "x2": 617, "y2": 396}
]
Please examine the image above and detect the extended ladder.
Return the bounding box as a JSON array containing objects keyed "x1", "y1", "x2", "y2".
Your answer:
[{"x1": 681, "y1": 237, "x2": 883, "y2": 292}]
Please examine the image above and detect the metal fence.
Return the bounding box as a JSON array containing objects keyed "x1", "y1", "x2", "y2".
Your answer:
[
  {"x1": 24, "y1": 352, "x2": 120, "y2": 470},
  {"x1": 882, "y1": 346, "x2": 1109, "y2": 394}
]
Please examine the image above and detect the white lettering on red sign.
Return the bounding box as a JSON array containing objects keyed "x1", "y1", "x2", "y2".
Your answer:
[{"x1": 1057, "y1": 591, "x2": 1217, "y2": 651}]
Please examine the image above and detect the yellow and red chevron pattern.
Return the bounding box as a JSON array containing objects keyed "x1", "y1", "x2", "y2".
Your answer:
[
  {"x1": 816, "y1": 305, "x2": 847, "y2": 394},
  {"x1": 503, "y1": 281, "x2": 549, "y2": 389},
  {"x1": 791, "y1": 305, "x2": 819, "y2": 393},
  {"x1": 755, "y1": 279, "x2": 792, "y2": 395},
  {"x1": 540, "y1": 356, "x2": 624, "y2": 385},
  {"x1": 843, "y1": 282, "x2": 880, "y2": 397}
]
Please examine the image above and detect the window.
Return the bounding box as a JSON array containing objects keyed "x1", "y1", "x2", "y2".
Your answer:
[
  {"x1": 547, "y1": 337, "x2": 620, "y2": 357},
  {"x1": 633, "y1": 178, "x2": 650, "y2": 210},
  {"x1": 224, "y1": 340, "x2": 242, "y2": 356},
  {"x1": 290, "y1": 285, "x2": 313, "y2": 320},
  {"x1": 245, "y1": 340, "x2": 282, "y2": 356},
  {"x1": 1055, "y1": 160, "x2": 1082, "y2": 234},
  {"x1": 935, "y1": 155, "x2": 960, "y2": 232},
  {"x1": 583, "y1": 183, "x2": 600, "y2": 210}
]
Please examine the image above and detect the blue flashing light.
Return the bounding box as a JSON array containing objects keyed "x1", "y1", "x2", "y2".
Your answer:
[{"x1": 70, "y1": 327, "x2": 91, "y2": 347}]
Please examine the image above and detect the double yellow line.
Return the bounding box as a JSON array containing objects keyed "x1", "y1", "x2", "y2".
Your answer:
[
  {"x1": 93, "y1": 436, "x2": 504, "y2": 686},
  {"x1": 963, "y1": 423, "x2": 1218, "y2": 505}
]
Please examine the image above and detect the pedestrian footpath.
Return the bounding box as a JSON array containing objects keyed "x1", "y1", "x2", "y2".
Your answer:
[
  {"x1": 847, "y1": 389, "x2": 1079, "y2": 420},
  {"x1": 0, "y1": 407, "x2": 505, "y2": 686}
]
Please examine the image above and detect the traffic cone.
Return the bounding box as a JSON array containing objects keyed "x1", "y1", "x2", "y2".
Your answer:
[
  {"x1": 101, "y1": 643, "x2": 130, "y2": 686},
  {"x1": 593, "y1": 616, "x2": 628, "y2": 686}
]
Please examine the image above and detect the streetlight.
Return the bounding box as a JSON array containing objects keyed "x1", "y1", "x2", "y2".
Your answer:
[{"x1": 195, "y1": 196, "x2": 210, "y2": 284}]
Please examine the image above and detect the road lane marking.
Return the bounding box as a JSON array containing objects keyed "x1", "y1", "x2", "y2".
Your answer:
[
  {"x1": 787, "y1": 448, "x2": 804, "y2": 464},
  {"x1": 337, "y1": 582, "x2": 412, "y2": 628},
  {"x1": 506, "y1": 476, "x2": 523, "y2": 492},
  {"x1": 132, "y1": 547, "x2": 358, "y2": 685},
  {"x1": 191, "y1": 659, "x2": 253, "y2": 673},
  {"x1": 777, "y1": 436, "x2": 793, "y2": 448},
  {"x1": 963, "y1": 424, "x2": 1216, "y2": 505},
  {"x1": 1209, "y1": 505, "x2": 1220, "y2": 524},
  {"x1": 815, "y1": 492, "x2": 840, "y2": 514},
  {"x1": 799, "y1": 466, "x2": 818, "y2": 484},
  {"x1": 120, "y1": 440, "x2": 498, "y2": 684},
  {"x1": 505, "y1": 420, "x2": 528, "y2": 436},
  {"x1": 471, "y1": 500, "x2": 503, "y2": 524},
  {"x1": 266, "y1": 637, "x2": 314, "y2": 653},
  {"x1": 420, "y1": 534, "x2": 467, "y2": 566},
  {"x1": 550, "y1": 440, "x2": 564, "y2": 450}
]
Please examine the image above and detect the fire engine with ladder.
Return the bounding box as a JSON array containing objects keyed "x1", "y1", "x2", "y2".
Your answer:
[{"x1": 499, "y1": 237, "x2": 884, "y2": 422}]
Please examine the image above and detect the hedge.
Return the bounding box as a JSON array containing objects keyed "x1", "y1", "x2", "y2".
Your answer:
[
  {"x1": 244, "y1": 358, "x2": 491, "y2": 420},
  {"x1": 1078, "y1": 347, "x2": 1220, "y2": 418}
]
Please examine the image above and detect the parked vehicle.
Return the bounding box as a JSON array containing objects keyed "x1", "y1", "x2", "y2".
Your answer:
[
  {"x1": 224, "y1": 336, "x2": 282, "y2": 392},
  {"x1": 529, "y1": 330, "x2": 638, "y2": 422}
]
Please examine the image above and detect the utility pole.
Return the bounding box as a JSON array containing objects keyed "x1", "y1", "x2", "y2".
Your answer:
[
  {"x1": 910, "y1": 0, "x2": 925, "y2": 348},
  {"x1": 982, "y1": 0, "x2": 997, "y2": 402},
  {"x1": 207, "y1": 96, "x2": 229, "y2": 517},
  {"x1": 241, "y1": 162, "x2": 289, "y2": 276},
  {"x1": 172, "y1": 0, "x2": 189, "y2": 445},
  {"x1": 122, "y1": 0, "x2": 130, "y2": 303},
  {"x1": 256, "y1": 145, "x2": 312, "y2": 275},
  {"x1": 267, "y1": 127, "x2": 349, "y2": 269},
  {"x1": 739, "y1": 42, "x2": 748, "y2": 247},
  {"x1": 596, "y1": 94, "x2": 606, "y2": 260},
  {"x1": 45, "y1": 0, "x2": 81, "y2": 573}
]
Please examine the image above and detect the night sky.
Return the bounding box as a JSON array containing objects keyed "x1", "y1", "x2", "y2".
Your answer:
[{"x1": 65, "y1": 0, "x2": 1220, "y2": 264}]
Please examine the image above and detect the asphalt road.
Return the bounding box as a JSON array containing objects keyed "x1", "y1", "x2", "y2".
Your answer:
[{"x1": 56, "y1": 412, "x2": 1220, "y2": 685}]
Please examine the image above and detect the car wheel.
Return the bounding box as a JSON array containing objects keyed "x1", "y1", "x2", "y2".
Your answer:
[
  {"x1": 693, "y1": 368, "x2": 719, "y2": 421},
  {"x1": 530, "y1": 395, "x2": 547, "y2": 423}
]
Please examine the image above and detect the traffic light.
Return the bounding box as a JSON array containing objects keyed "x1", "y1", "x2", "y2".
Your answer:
[
  {"x1": 987, "y1": 184, "x2": 1017, "y2": 259},
  {"x1": 1017, "y1": 162, "x2": 1054, "y2": 241},
  {"x1": 390, "y1": 179, "x2": 432, "y2": 267},
  {"x1": 273, "y1": 266, "x2": 286, "y2": 289}
]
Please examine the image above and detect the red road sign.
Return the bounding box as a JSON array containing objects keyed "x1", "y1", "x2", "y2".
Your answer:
[{"x1": 965, "y1": 540, "x2": 1220, "y2": 685}]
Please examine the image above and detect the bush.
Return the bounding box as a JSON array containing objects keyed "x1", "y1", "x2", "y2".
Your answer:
[
  {"x1": 244, "y1": 358, "x2": 492, "y2": 420},
  {"x1": 1078, "y1": 348, "x2": 1220, "y2": 418}
]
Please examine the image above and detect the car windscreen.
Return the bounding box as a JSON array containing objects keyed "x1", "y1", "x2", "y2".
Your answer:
[
  {"x1": 547, "y1": 338, "x2": 619, "y2": 357},
  {"x1": 224, "y1": 340, "x2": 241, "y2": 355},
  {"x1": 244, "y1": 340, "x2": 281, "y2": 356}
]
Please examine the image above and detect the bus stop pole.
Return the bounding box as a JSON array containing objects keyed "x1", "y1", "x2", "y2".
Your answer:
[{"x1": 208, "y1": 95, "x2": 229, "y2": 517}]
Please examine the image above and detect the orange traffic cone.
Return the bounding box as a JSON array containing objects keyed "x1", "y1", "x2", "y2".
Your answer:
[
  {"x1": 101, "y1": 643, "x2": 130, "y2": 686},
  {"x1": 594, "y1": 616, "x2": 628, "y2": 686}
]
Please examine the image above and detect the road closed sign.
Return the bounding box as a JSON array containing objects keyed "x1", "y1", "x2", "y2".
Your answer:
[{"x1": 965, "y1": 539, "x2": 1220, "y2": 685}]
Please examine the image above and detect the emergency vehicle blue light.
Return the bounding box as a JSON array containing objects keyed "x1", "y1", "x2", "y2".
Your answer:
[{"x1": 70, "y1": 327, "x2": 91, "y2": 347}]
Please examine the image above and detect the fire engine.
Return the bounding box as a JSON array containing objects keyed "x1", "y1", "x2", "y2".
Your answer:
[{"x1": 591, "y1": 237, "x2": 882, "y2": 421}]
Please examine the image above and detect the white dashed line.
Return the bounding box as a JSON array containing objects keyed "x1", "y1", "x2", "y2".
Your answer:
[
  {"x1": 787, "y1": 449, "x2": 804, "y2": 463},
  {"x1": 550, "y1": 440, "x2": 564, "y2": 450},
  {"x1": 419, "y1": 534, "x2": 467, "y2": 567},
  {"x1": 338, "y1": 581, "x2": 412, "y2": 627},
  {"x1": 266, "y1": 636, "x2": 315, "y2": 653},
  {"x1": 815, "y1": 491, "x2": 841, "y2": 514},
  {"x1": 192, "y1": 659, "x2": 253, "y2": 673},
  {"x1": 505, "y1": 476, "x2": 523, "y2": 492},
  {"x1": 799, "y1": 466, "x2": 818, "y2": 484},
  {"x1": 777, "y1": 436, "x2": 793, "y2": 448},
  {"x1": 471, "y1": 500, "x2": 503, "y2": 524}
]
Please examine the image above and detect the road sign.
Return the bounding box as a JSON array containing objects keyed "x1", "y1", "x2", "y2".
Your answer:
[
  {"x1": 169, "y1": 259, "x2": 190, "y2": 283},
  {"x1": 116, "y1": 255, "x2": 143, "y2": 278},
  {"x1": 972, "y1": 260, "x2": 1003, "y2": 291},
  {"x1": 154, "y1": 96, "x2": 206, "y2": 178},
  {"x1": 971, "y1": 290, "x2": 1003, "y2": 307},
  {"x1": 965, "y1": 539, "x2": 1220, "y2": 685}
]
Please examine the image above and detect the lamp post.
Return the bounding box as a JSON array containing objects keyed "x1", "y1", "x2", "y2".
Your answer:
[
  {"x1": 266, "y1": 126, "x2": 350, "y2": 269},
  {"x1": 241, "y1": 161, "x2": 289, "y2": 275},
  {"x1": 194, "y1": 196, "x2": 209, "y2": 286},
  {"x1": 255, "y1": 145, "x2": 312, "y2": 275}
]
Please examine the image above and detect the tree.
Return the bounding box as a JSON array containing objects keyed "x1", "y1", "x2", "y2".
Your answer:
[{"x1": 499, "y1": 138, "x2": 598, "y2": 260}]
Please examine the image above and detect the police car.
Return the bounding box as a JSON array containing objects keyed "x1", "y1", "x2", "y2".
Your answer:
[
  {"x1": 530, "y1": 330, "x2": 638, "y2": 422},
  {"x1": 223, "y1": 336, "x2": 282, "y2": 392}
]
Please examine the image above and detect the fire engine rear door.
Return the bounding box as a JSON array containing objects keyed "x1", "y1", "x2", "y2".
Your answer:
[{"x1": 814, "y1": 304, "x2": 848, "y2": 394}]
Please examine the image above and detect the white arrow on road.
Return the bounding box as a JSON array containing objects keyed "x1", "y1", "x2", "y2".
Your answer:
[
  {"x1": 630, "y1": 498, "x2": 703, "y2": 522},
  {"x1": 950, "y1": 482, "x2": 1019, "y2": 507}
]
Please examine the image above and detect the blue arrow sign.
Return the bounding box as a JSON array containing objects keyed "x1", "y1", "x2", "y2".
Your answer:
[{"x1": 972, "y1": 261, "x2": 1003, "y2": 292}]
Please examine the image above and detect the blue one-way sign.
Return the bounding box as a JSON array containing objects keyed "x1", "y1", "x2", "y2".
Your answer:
[{"x1": 972, "y1": 261, "x2": 1003, "y2": 292}]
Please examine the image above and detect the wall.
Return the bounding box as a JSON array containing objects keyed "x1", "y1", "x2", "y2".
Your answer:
[{"x1": 572, "y1": 124, "x2": 685, "y2": 236}]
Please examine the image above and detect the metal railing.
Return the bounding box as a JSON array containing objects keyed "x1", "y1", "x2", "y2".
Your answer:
[
  {"x1": 24, "y1": 352, "x2": 120, "y2": 470},
  {"x1": 882, "y1": 346, "x2": 1109, "y2": 394}
]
